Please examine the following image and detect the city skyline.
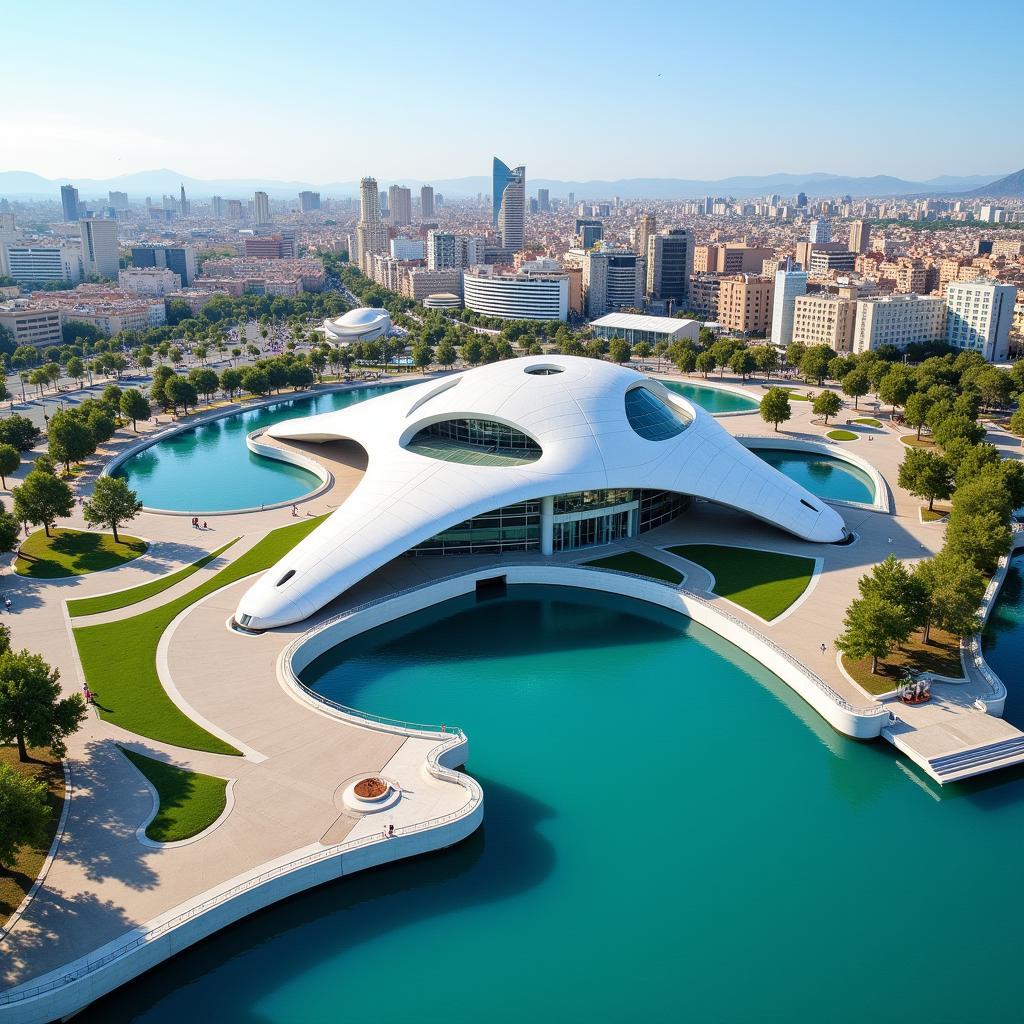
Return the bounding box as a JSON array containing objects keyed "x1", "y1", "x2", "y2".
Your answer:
[{"x1": 1, "y1": 0, "x2": 1020, "y2": 183}]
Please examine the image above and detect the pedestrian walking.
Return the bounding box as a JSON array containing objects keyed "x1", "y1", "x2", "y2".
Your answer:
[
  {"x1": 820, "y1": 642, "x2": 826, "y2": 655},
  {"x1": 4, "y1": 595, "x2": 11, "y2": 613}
]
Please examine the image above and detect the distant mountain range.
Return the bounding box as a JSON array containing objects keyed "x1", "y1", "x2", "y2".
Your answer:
[{"x1": 0, "y1": 168, "x2": 1018, "y2": 201}]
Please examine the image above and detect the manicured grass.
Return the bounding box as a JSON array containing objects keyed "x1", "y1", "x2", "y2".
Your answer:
[
  {"x1": 15, "y1": 528, "x2": 147, "y2": 579},
  {"x1": 787, "y1": 392, "x2": 812, "y2": 401},
  {"x1": 584, "y1": 551, "x2": 683, "y2": 585},
  {"x1": 74, "y1": 516, "x2": 326, "y2": 755},
  {"x1": 842, "y1": 627, "x2": 964, "y2": 695},
  {"x1": 668, "y1": 543, "x2": 815, "y2": 620},
  {"x1": 119, "y1": 747, "x2": 228, "y2": 843},
  {"x1": 0, "y1": 746, "x2": 65, "y2": 926},
  {"x1": 67, "y1": 539, "x2": 239, "y2": 617},
  {"x1": 852, "y1": 417, "x2": 882, "y2": 427},
  {"x1": 920, "y1": 505, "x2": 952, "y2": 523},
  {"x1": 900, "y1": 435, "x2": 936, "y2": 448},
  {"x1": 826, "y1": 429, "x2": 858, "y2": 441}
]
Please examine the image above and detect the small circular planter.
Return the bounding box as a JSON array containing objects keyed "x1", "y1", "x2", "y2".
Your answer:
[{"x1": 341, "y1": 775, "x2": 401, "y2": 814}]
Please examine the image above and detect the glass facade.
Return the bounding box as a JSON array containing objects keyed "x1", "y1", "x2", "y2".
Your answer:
[
  {"x1": 407, "y1": 418, "x2": 543, "y2": 466},
  {"x1": 624, "y1": 387, "x2": 692, "y2": 441},
  {"x1": 407, "y1": 489, "x2": 690, "y2": 557}
]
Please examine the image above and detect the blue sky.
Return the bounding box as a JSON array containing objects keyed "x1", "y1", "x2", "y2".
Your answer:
[{"x1": 2, "y1": 0, "x2": 1018, "y2": 183}]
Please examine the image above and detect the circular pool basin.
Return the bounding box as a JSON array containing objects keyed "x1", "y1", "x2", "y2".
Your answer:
[
  {"x1": 114, "y1": 384, "x2": 407, "y2": 512},
  {"x1": 750, "y1": 447, "x2": 875, "y2": 504},
  {"x1": 660, "y1": 380, "x2": 760, "y2": 415}
]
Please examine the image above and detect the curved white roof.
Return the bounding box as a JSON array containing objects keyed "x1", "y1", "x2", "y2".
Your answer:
[
  {"x1": 338, "y1": 307, "x2": 388, "y2": 327},
  {"x1": 235, "y1": 357, "x2": 846, "y2": 629},
  {"x1": 323, "y1": 307, "x2": 391, "y2": 342}
]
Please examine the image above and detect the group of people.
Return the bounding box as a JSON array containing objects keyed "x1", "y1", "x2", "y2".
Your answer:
[{"x1": 190, "y1": 516, "x2": 208, "y2": 530}]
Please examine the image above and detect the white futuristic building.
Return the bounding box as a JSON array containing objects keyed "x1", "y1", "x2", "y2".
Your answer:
[
  {"x1": 322, "y1": 307, "x2": 391, "y2": 345},
  {"x1": 235, "y1": 357, "x2": 846, "y2": 630}
]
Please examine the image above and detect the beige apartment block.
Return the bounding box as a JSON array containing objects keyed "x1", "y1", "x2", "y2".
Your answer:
[
  {"x1": 852, "y1": 293, "x2": 946, "y2": 353},
  {"x1": 792, "y1": 292, "x2": 857, "y2": 353},
  {"x1": 716, "y1": 274, "x2": 774, "y2": 335}
]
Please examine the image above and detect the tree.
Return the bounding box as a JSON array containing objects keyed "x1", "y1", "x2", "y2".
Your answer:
[
  {"x1": 187, "y1": 368, "x2": 219, "y2": 402},
  {"x1": 754, "y1": 345, "x2": 778, "y2": 380},
  {"x1": 164, "y1": 376, "x2": 198, "y2": 414},
  {"x1": 120, "y1": 388, "x2": 151, "y2": 432},
  {"x1": 799, "y1": 345, "x2": 833, "y2": 385},
  {"x1": 932, "y1": 413, "x2": 985, "y2": 449},
  {"x1": 812, "y1": 390, "x2": 842, "y2": 424},
  {"x1": 0, "y1": 765, "x2": 49, "y2": 868},
  {"x1": 695, "y1": 351, "x2": 716, "y2": 378},
  {"x1": 0, "y1": 415, "x2": 40, "y2": 452},
  {"x1": 435, "y1": 341, "x2": 456, "y2": 368},
  {"x1": 608, "y1": 338, "x2": 631, "y2": 365},
  {"x1": 0, "y1": 499, "x2": 19, "y2": 555},
  {"x1": 729, "y1": 348, "x2": 755, "y2": 380},
  {"x1": 902, "y1": 391, "x2": 933, "y2": 440},
  {"x1": 412, "y1": 343, "x2": 434, "y2": 370},
  {"x1": 220, "y1": 367, "x2": 243, "y2": 398},
  {"x1": 240, "y1": 367, "x2": 271, "y2": 396},
  {"x1": 287, "y1": 364, "x2": 314, "y2": 389},
  {"x1": 953, "y1": 442, "x2": 1000, "y2": 488},
  {"x1": 82, "y1": 476, "x2": 142, "y2": 544},
  {"x1": 66, "y1": 355, "x2": 85, "y2": 387},
  {"x1": 944, "y1": 510, "x2": 1012, "y2": 575},
  {"x1": 760, "y1": 387, "x2": 791, "y2": 432},
  {"x1": 45, "y1": 409, "x2": 98, "y2": 474},
  {"x1": 461, "y1": 338, "x2": 483, "y2": 365},
  {"x1": 913, "y1": 553, "x2": 985, "y2": 645},
  {"x1": 0, "y1": 648, "x2": 86, "y2": 762},
  {"x1": 835, "y1": 591, "x2": 914, "y2": 674},
  {"x1": 898, "y1": 448, "x2": 952, "y2": 512},
  {"x1": 840, "y1": 370, "x2": 869, "y2": 410},
  {"x1": 0, "y1": 443, "x2": 19, "y2": 489},
  {"x1": 785, "y1": 342, "x2": 806, "y2": 370},
  {"x1": 12, "y1": 469, "x2": 74, "y2": 537},
  {"x1": 877, "y1": 366, "x2": 916, "y2": 410},
  {"x1": 1010, "y1": 407, "x2": 1024, "y2": 438}
]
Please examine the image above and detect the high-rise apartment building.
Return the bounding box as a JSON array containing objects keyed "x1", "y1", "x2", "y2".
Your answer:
[
  {"x1": 427, "y1": 230, "x2": 459, "y2": 271},
  {"x1": 79, "y1": 218, "x2": 119, "y2": 279},
  {"x1": 717, "y1": 275, "x2": 774, "y2": 336},
  {"x1": 537, "y1": 188, "x2": 550, "y2": 212},
  {"x1": 388, "y1": 185, "x2": 412, "y2": 226},
  {"x1": 792, "y1": 290, "x2": 858, "y2": 353},
  {"x1": 945, "y1": 280, "x2": 1016, "y2": 362},
  {"x1": 420, "y1": 185, "x2": 435, "y2": 219},
  {"x1": 633, "y1": 215, "x2": 656, "y2": 287},
  {"x1": 253, "y1": 191, "x2": 271, "y2": 225},
  {"x1": 355, "y1": 177, "x2": 388, "y2": 272},
  {"x1": 131, "y1": 245, "x2": 198, "y2": 286},
  {"x1": 226, "y1": 199, "x2": 243, "y2": 221},
  {"x1": 851, "y1": 294, "x2": 946, "y2": 353},
  {"x1": 108, "y1": 191, "x2": 129, "y2": 211},
  {"x1": 61, "y1": 184, "x2": 80, "y2": 222},
  {"x1": 769, "y1": 269, "x2": 808, "y2": 348},
  {"x1": 849, "y1": 220, "x2": 871, "y2": 254},
  {"x1": 390, "y1": 237, "x2": 425, "y2": 261},
  {"x1": 298, "y1": 191, "x2": 321, "y2": 213},
  {"x1": 210, "y1": 196, "x2": 225, "y2": 218},
  {"x1": 575, "y1": 218, "x2": 604, "y2": 249},
  {"x1": 493, "y1": 158, "x2": 526, "y2": 252},
  {"x1": 646, "y1": 228, "x2": 694, "y2": 309},
  {"x1": 583, "y1": 245, "x2": 645, "y2": 318},
  {"x1": 808, "y1": 219, "x2": 832, "y2": 243}
]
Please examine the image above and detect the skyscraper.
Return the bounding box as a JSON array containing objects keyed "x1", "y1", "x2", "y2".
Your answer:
[
  {"x1": 493, "y1": 158, "x2": 526, "y2": 252},
  {"x1": 808, "y1": 219, "x2": 831, "y2": 243},
  {"x1": 179, "y1": 184, "x2": 189, "y2": 217},
  {"x1": 253, "y1": 191, "x2": 271, "y2": 224},
  {"x1": 537, "y1": 188, "x2": 550, "y2": 212},
  {"x1": 61, "y1": 184, "x2": 79, "y2": 222},
  {"x1": 356, "y1": 177, "x2": 388, "y2": 272},
  {"x1": 574, "y1": 218, "x2": 604, "y2": 249},
  {"x1": 849, "y1": 220, "x2": 871, "y2": 254},
  {"x1": 634, "y1": 214, "x2": 656, "y2": 289},
  {"x1": 420, "y1": 185, "x2": 435, "y2": 219},
  {"x1": 79, "y1": 218, "x2": 119, "y2": 279},
  {"x1": 583, "y1": 245, "x2": 645, "y2": 318},
  {"x1": 388, "y1": 185, "x2": 412, "y2": 226},
  {"x1": 299, "y1": 191, "x2": 321, "y2": 213},
  {"x1": 646, "y1": 228, "x2": 694, "y2": 309},
  {"x1": 770, "y1": 269, "x2": 809, "y2": 348}
]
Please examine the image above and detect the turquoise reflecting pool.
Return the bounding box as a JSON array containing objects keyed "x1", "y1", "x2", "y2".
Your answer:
[
  {"x1": 661, "y1": 379, "x2": 761, "y2": 415},
  {"x1": 114, "y1": 384, "x2": 406, "y2": 512},
  {"x1": 751, "y1": 447, "x2": 876, "y2": 504},
  {"x1": 83, "y1": 586, "x2": 1024, "y2": 1024},
  {"x1": 984, "y1": 552, "x2": 1024, "y2": 723}
]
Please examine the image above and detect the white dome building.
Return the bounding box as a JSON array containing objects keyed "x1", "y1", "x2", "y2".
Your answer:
[
  {"x1": 322, "y1": 306, "x2": 391, "y2": 345},
  {"x1": 235, "y1": 357, "x2": 847, "y2": 630}
]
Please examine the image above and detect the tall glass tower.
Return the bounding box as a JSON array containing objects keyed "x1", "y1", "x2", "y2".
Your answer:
[{"x1": 493, "y1": 157, "x2": 526, "y2": 252}]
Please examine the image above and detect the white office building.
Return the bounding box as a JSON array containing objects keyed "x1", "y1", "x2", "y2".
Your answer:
[
  {"x1": 770, "y1": 269, "x2": 808, "y2": 348},
  {"x1": 427, "y1": 230, "x2": 459, "y2": 270},
  {"x1": 390, "y1": 237, "x2": 425, "y2": 261},
  {"x1": 117, "y1": 267, "x2": 182, "y2": 296},
  {"x1": 5, "y1": 244, "x2": 82, "y2": 285},
  {"x1": 584, "y1": 245, "x2": 645, "y2": 318},
  {"x1": 851, "y1": 294, "x2": 947, "y2": 353},
  {"x1": 808, "y1": 219, "x2": 832, "y2": 243},
  {"x1": 253, "y1": 191, "x2": 271, "y2": 225},
  {"x1": 79, "y1": 218, "x2": 119, "y2": 278},
  {"x1": 463, "y1": 266, "x2": 568, "y2": 321},
  {"x1": 945, "y1": 280, "x2": 1016, "y2": 362}
]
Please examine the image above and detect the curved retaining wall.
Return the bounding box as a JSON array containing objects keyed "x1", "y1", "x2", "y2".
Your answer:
[
  {"x1": 658, "y1": 376, "x2": 763, "y2": 417},
  {"x1": 735, "y1": 434, "x2": 891, "y2": 513},
  {"x1": 284, "y1": 564, "x2": 888, "y2": 741},
  {"x1": 101, "y1": 380, "x2": 407, "y2": 516}
]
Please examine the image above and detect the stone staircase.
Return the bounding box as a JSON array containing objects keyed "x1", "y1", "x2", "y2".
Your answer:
[{"x1": 884, "y1": 723, "x2": 1024, "y2": 784}]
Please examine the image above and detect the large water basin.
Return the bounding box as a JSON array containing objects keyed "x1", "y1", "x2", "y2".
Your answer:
[
  {"x1": 750, "y1": 446, "x2": 876, "y2": 504},
  {"x1": 661, "y1": 378, "x2": 760, "y2": 415},
  {"x1": 984, "y1": 551, "x2": 1024, "y2": 721},
  {"x1": 83, "y1": 585, "x2": 1024, "y2": 1024},
  {"x1": 114, "y1": 384, "x2": 407, "y2": 512}
]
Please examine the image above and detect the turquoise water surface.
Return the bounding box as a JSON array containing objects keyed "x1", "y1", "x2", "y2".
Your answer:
[
  {"x1": 984, "y1": 552, "x2": 1024, "y2": 720},
  {"x1": 662, "y1": 379, "x2": 761, "y2": 415},
  {"x1": 114, "y1": 385, "x2": 406, "y2": 512},
  {"x1": 751, "y1": 447, "x2": 876, "y2": 504},
  {"x1": 84, "y1": 585, "x2": 1024, "y2": 1024}
]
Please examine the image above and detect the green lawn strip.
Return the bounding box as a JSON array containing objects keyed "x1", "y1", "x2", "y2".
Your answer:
[
  {"x1": 668, "y1": 544, "x2": 814, "y2": 620},
  {"x1": 786, "y1": 392, "x2": 812, "y2": 401},
  {"x1": 920, "y1": 505, "x2": 951, "y2": 523},
  {"x1": 68, "y1": 539, "x2": 240, "y2": 617},
  {"x1": 74, "y1": 516, "x2": 326, "y2": 756},
  {"x1": 118, "y1": 746, "x2": 228, "y2": 842},
  {"x1": 827, "y1": 429, "x2": 858, "y2": 441},
  {"x1": 583, "y1": 551, "x2": 683, "y2": 585},
  {"x1": 841, "y1": 627, "x2": 964, "y2": 695},
  {"x1": 852, "y1": 418, "x2": 882, "y2": 427},
  {"x1": 15, "y1": 528, "x2": 147, "y2": 579}
]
